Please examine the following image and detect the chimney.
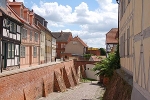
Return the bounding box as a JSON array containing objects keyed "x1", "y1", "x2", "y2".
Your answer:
[
  {"x1": 60, "y1": 30, "x2": 63, "y2": 35},
  {"x1": 31, "y1": 9, "x2": 33, "y2": 12}
]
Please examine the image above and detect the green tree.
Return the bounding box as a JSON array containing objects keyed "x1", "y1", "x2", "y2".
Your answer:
[
  {"x1": 99, "y1": 48, "x2": 106, "y2": 56},
  {"x1": 83, "y1": 54, "x2": 92, "y2": 60}
]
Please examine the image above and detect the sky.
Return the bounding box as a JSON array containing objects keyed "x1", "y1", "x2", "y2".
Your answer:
[{"x1": 10, "y1": 0, "x2": 118, "y2": 48}]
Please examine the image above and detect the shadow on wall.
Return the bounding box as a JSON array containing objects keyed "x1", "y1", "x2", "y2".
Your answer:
[{"x1": 0, "y1": 60, "x2": 80, "y2": 100}]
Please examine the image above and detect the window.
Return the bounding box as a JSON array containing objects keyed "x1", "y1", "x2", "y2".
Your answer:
[
  {"x1": 73, "y1": 41, "x2": 77, "y2": 44},
  {"x1": 61, "y1": 44, "x2": 63, "y2": 48},
  {"x1": 8, "y1": 43, "x2": 11, "y2": 58},
  {"x1": 33, "y1": 46, "x2": 37, "y2": 57},
  {"x1": 35, "y1": 32, "x2": 38, "y2": 42},
  {"x1": 127, "y1": 27, "x2": 130, "y2": 56},
  {"x1": 61, "y1": 43, "x2": 66, "y2": 48},
  {"x1": 30, "y1": 31, "x2": 32, "y2": 41},
  {"x1": 20, "y1": 45, "x2": 25, "y2": 57},
  {"x1": 12, "y1": 44, "x2": 14, "y2": 58},
  {"x1": 21, "y1": 28, "x2": 27, "y2": 39},
  {"x1": 7, "y1": 43, "x2": 15, "y2": 58},
  {"x1": 56, "y1": 44, "x2": 58, "y2": 48},
  {"x1": 41, "y1": 34, "x2": 43, "y2": 42},
  {"x1": 10, "y1": 22, "x2": 16, "y2": 33}
]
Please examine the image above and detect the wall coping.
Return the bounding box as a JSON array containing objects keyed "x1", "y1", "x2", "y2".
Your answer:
[{"x1": 0, "y1": 60, "x2": 72, "y2": 78}]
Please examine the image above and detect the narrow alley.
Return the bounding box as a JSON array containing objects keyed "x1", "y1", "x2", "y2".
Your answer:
[{"x1": 38, "y1": 81, "x2": 105, "y2": 100}]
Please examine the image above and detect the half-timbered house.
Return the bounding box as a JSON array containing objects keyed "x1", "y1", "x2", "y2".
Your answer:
[
  {"x1": 106, "y1": 28, "x2": 118, "y2": 57},
  {"x1": 0, "y1": 5, "x2": 22, "y2": 72}
]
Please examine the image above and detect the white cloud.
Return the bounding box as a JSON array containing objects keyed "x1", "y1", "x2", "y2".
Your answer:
[{"x1": 31, "y1": 0, "x2": 118, "y2": 48}]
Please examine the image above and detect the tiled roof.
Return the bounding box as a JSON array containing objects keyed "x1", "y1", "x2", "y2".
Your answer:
[
  {"x1": 71, "y1": 36, "x2": 88, "y2": 47},
  {"x1": 0, "y1": 6, "x2": 21, "y2": 24},
  {"x1": 106, "y1": 28, "x2": 118, "y2": 44},
  {"x1": 51, "y1": 32, "x2": 72, "y2": 42},
  {"x1": 7, "y1": 3, "x2": 40, "y2": 31}
]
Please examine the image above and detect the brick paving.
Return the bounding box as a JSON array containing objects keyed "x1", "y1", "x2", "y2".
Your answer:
[{"x1": 38, "y1": 81, "x2": 105, "y2": 100}]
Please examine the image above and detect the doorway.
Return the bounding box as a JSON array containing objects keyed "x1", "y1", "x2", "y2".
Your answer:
[{"x1": 2, "y1": 42, "x2": 7, "y2": 69}]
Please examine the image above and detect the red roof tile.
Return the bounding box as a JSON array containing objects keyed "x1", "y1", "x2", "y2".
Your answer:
[{"x1": 106, "y1": 28, "x2": 118, "y2": 44}]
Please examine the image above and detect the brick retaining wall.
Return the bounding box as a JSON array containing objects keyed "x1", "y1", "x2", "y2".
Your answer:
[{"x1": 0, "y1": 60, "x2": 79, "y2": 100}]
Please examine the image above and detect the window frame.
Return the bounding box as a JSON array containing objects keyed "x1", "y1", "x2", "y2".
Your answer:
[
  {"x1": 127, "y1": 27, "x2": 130, "y2": 56},
  {"x1": 30, "y1": 31, "x2": 32, "y2": 41},
  {"x1": 7, "y1": 43, "x2": 15, "y2": 59},
  {"x1": 20, "y1": 45, "x2": 25, "y2": 58},
  {"x1": 33, "y1": 46, "x2": 37, "y2": 57}
]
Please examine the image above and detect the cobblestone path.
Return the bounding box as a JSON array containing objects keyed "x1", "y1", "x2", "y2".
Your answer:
[{"x1": 38, "y1": 81, "x2": 105, "y2": 100}]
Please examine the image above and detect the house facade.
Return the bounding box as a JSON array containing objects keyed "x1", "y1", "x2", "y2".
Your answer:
[
  {"x1": 119, "y1": 0, "x2": 150, "y2": 99},
  {"x1": 106, "y1": 28, "x2": 118, "y2": 57},
  {"x1": 52, "y1": 36, "x2": 56, "y2": 61},
  {"x1": 64, "y1": 36, "x2": 88, "y2": 58},
  {"x1": 34, "y1": 13, "x2": 53, "y2": 63},
  {"x1": 0, "y1": 2, "x2": 22, "y2": 71},
  {"x1": 8, "y1": 1, "x2": 40, "y2": 68},
  {"x1": 87, "y1": 48, "x2": 100, "y2": 56},
  {"x1": 51, "y1": 31, "x2": 73, "y2": 59}
]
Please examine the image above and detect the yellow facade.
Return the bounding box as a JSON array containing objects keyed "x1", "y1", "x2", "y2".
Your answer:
[
  {"x1": 119, "y1": 0, "x2": 150, "y2": 99},
  {"x1": 45, "y1": 31, "x2": 52, "y2": 63}
]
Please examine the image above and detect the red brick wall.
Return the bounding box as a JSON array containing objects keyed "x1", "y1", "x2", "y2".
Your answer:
[
  {"x1": 74, "y1": 60, "x2": 99, "y2": 78},
  {"x1": 0, "y1": 60, "x2": 79, "y2": 100}
]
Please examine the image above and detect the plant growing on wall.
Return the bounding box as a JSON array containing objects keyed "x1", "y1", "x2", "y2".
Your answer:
[{"x1": 93, "y1": 45, "x2": 120, "y2": 75}]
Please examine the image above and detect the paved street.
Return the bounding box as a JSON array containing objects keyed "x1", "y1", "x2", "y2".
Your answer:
[{"x1": 38, "y1": 81, "x2": 105, "y2": 100}]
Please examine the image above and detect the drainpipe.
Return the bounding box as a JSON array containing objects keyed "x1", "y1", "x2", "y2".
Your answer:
[
  {"x1": 116, "y1": 0, "x2": 120, "y2": 50},
  {"x1": 0, "y1": 38, "x2": 2, "y2": 73}
]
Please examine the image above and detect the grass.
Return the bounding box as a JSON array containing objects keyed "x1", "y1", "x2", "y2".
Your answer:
[{"x1": 81, "y1": 78, "x2": 97, "y2": 82}]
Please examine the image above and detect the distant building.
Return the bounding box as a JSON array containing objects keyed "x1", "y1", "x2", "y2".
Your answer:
[
  {"x1": 106, "y1": 28, "x2": 118, "y2": 57},
  {"x1": 63, "y1": 36, "x2": 88, "y2": 59},
  {"x1": 51, "y1": 31, "x2": 73, "y2": 59},
  {"x1": 87, "y1": 47, "x2": 100, "y2": 56}
]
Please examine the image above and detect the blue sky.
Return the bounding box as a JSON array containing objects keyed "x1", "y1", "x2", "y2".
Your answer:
[{"x1": 13, "y1": 0, "x2": 118, "y2": 48}]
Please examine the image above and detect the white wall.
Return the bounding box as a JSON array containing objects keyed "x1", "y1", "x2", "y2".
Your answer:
[{"x1": 85, "y1": 64, "x2": 99, "y2": 80}]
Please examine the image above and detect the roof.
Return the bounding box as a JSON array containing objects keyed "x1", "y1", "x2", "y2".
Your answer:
[
  {"x1": 106, "y1": 28, "x2": 118, "y2": 44},
  {"x1": 89, "y1": 56, "x2": 101, "y2": 61},
  {"x1": 71, "y1": 36, "x2": 88, "y2": 47},
  {"x1": 51, "y1": 31, "x2": 72, "y2": 42},
  {"x1": 0, "y1": 6, "x2": 22, "y2": 25},
  {"x1": 7, "y1": 3, "x2": 40, "y2": 32}
]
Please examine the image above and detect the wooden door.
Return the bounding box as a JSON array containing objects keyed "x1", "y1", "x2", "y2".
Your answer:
[{"x1": 29, "y1": 46, "x2": 32, "y2": 65}]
